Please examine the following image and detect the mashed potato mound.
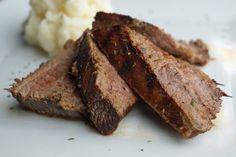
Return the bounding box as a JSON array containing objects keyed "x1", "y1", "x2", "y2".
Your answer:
[{"x1": 24, "y1": 0, "x2": 112, "y2": 56}]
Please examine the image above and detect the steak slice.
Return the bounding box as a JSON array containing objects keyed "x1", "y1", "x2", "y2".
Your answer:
[
  {"x1": 71, "y1": 30, "x2": 137, "y2": 135},
  {"x1": 9, "y1": 40, "x2": 86, "y2": 119},
  {"x1": 92, "y1": 25, "x2": 225, "y2": 138},
  {"x1": 93, "y1": 12, "x2": 209, "y2": 66}
]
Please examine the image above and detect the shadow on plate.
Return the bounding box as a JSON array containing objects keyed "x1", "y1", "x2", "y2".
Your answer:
[
  {"x1": 135, "y1": 101, "x2": 186, "y2": 142},
  {"x1": 6, "y1": 101, "x2": 98, "y2": 134}
]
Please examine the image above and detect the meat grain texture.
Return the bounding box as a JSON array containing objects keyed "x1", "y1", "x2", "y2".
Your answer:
[
  {"x1": 9, "y1": 41, "x2": 86, "y2": 119},
  {"x1": 71, "y1": 30, "x2": 137, "y2": 135},
  {"x1": 92, "y1": 25, "x2": 225, "y2": 138},
  {"x1": 8, "y1": 12, "x2": 225, "y2": 138},
  {"x1": 93, "y1": 12, "x2": 209, "y2": 66}
]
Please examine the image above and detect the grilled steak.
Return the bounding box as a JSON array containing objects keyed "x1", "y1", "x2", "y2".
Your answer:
[
  {"x1": 92, "y1": 25, "x2": 225, "y2": 138},
  {"x1": 93, "y1": 12, "x2": 209, "y2": 66},
  {"x1": 71, "y1": 30, "x2": 137, "y2": 135},
  {"x1": 9, "y1": 40, "x2": 85, "y2": 119}
]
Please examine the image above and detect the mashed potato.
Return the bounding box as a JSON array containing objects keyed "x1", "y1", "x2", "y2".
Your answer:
[{"x1": 24, "y1": 0, "x2": 112, "y2": 56}]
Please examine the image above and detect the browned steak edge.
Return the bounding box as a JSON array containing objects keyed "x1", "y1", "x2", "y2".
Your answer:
[
  {"x1": 92, "y1": 25, "x2": 224, "y2": 138},
  {"x1": 71, "y1": 30, "x2": 137, "y2": 135},
  {"x1": 93, "y1": 12, "x2": 209, "y2": 66},
  {"x1": 8, "y1": 40, "x2": 85, "y2": 120}
]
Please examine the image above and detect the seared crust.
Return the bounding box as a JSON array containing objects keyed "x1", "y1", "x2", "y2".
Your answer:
[
  {"x1": 9, "y1": 40, "x2": 85, "y2": 119},
  {"x1": 93, "y1": 12, "x2": 209, "y2": 66},
  {"x1": 92, "y1": 25, "x2": 225, "y2": 138},
  {"x1": 71, "y1": 30, "x2": 137, "y2": 135}
]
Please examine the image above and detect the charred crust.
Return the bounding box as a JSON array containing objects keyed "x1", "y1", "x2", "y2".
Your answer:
[
  {"x1": 127, "y1": 43, "x2": 137, "y2": 54},
  {"x1": 93, "y1": 12, "x2": 210, "y2": 65},
  {"x1": 88, "y1": 99, "x2": 120, "y2": 135},
  {"x1": 73, "y1": 31, "x2": 136, "y2": 135},
  {"x1": 146, "y1": 73, "x2": 156, "y2": 89},
  {"x1": 91, "y1": 25, "x2": 215, "y2": 138},
  {"x1": 119, "y1": 59, "x2": 135, "y2": 75}
]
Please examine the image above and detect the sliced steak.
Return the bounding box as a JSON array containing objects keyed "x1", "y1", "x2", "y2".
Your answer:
[
  {"x1": 92, "y1": 25, "x2": 225, "y2": 138},
  {"x1": 9, "y1": 40, "x2": 85, "y2": 119},
  {"x1": 93, "y1": 12, "x2": 209, "y2": 66},
  {"x1": 71, "y1": 30, "x2": 137, "y2": 135}
]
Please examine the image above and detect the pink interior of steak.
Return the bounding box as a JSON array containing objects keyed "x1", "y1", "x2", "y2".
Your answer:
[{"x1": 10, "y1": 41, "x2": 84, "y2": 112}]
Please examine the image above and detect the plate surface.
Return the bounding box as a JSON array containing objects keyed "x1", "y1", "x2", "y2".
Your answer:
[{"x1": 0, "y1": 0, "x2": 235, "y2": 156}]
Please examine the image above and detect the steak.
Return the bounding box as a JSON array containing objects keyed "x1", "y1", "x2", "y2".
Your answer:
[
  {"x1": 92, "y1": 25, "x2": 225, "y2": 138},
  {"x1": 71, "y1": 30, "x2": 137, "y2": 135},
  {"x1": 9, "y1": 40, "x2": 86, "y2": 119},
  {"x1": 93, "y1": 12, "x2": 209, "y2": 66}
]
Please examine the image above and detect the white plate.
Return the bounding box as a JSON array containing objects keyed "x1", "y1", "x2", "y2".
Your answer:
[{"x1": 0, "y1": 0, "x2": 235, "y2": 156}]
